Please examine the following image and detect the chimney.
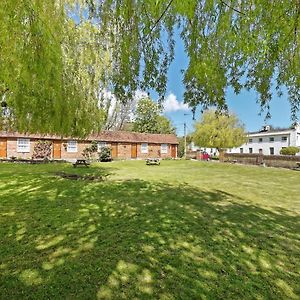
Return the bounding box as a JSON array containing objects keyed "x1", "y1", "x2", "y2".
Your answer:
[{"x1": 262, "y1": 125, "x2": 270, "y2": 131}]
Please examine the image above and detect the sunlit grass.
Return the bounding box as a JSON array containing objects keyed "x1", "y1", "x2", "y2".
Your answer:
[{"x1": 0, "y1": 160, "x2": 299, "y2": 299}]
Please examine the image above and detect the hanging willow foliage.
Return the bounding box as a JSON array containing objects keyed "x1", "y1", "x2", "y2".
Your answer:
[{"x1": 1, "y1": 0, "x2": 300, "y2": 136}]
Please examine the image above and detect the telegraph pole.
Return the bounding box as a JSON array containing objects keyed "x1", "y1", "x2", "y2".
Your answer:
[
  {"x1": 184, "y1": 122, "x2": 187, "y2": 159},
  {"x1": 183, "y1": 113, "x2": 189, "y2": 159}
]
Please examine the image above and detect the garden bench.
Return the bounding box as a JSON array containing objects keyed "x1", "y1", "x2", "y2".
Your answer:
[
  {"x1": 73, "y1": 159, "x2": 90, "y2": 168},
  {"x1": 146, "y1": 158, "x2": 160, "y2": 165}
]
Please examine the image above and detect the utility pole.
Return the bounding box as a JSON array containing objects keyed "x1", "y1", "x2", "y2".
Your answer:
[
  {"x1": 183, "y1": 113, "x2": 189, "y2": 159},
  {"x1": 184, "y1": 122, "x2": 187, "y2": 159}
]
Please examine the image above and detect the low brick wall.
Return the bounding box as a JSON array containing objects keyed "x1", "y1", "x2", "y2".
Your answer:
[{"x1": 224, "y1": 153, "x2": 300, "y2": 169}]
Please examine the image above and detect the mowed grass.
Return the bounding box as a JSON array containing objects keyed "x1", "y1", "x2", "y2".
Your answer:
[{"x1": 0, "y1": 160, "x2": 299, "y2": 299}]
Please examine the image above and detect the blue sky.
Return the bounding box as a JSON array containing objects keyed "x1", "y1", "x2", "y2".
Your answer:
[{"x1": 154, "y1": 31, "x2": 297, "y2": 137}]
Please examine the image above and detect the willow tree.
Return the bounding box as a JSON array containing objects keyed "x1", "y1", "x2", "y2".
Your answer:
[
  {"x1": 193, "y1": 110, "x2": 247, "y2": 151},
  {"x1": 1, "y1": 1, "x2": 300, "y2": 136}
]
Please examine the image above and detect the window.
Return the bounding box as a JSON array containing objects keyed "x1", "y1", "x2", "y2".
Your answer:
[
  {"x1": 259, "y1": 149, "x2": 263, "y2": 154},
  {"x1": 249, "y1": 148, "x2": 253, "y2": 154},
  {"x1": 141, "y1": 143, "x2": 148, "y2": 154},
  {"x1": 248, "y1": 138, "x2": 253, "y2": 143},
  {"x1": 270, "y1": 147, "x2": 274, "y2": 155},
  {"x1": 161, "y1": 144, "x2": 168, "y2": 154},
  {"x1": 97, "y1": 142, "x2": 107, "y2": 152},
  {"x1": 67, "y1": 140, "x2": 77, "y2": 153},
  {"x1": 269, "y1": 137, "x2": 274, "y2": 142},
  {"x1": 281, "y1": 136, "x2": 287, "y2": 142},
  {"x1": 240, "y1": 148, "x2": 243, "y2": 154},
  {"x1": 17, "y1": 139, "x2": 30, "y2": 153},
  {"x1": 259, "y1": 138, "x2": 263, "y2": 143}
]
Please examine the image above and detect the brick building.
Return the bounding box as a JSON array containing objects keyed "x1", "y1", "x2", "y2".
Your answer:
[{"x1": 0, "y1": 131, "x2": 178, "y2": 161}]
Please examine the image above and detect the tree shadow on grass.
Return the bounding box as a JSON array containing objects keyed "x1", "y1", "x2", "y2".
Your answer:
[{"x1": 0, "y1": 176, "x2": 299, "y2": 299}]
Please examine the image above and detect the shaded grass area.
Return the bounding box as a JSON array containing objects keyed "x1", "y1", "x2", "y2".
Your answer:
[{"x1": 0, "y1": 161, "x2": 299, "y2": 299}]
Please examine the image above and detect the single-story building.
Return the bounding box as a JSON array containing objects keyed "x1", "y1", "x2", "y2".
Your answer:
[{"x1": 0, "y1": 131, "x2": 179, "y2": 160}]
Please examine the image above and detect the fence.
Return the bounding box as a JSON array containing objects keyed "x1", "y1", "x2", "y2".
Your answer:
[{"x1": 223, "y1": 153, "x2": 300, "y2": 169}]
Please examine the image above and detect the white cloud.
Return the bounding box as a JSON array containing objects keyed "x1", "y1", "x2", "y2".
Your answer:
[{"x1": 163, "y1": 93, "x2": 189, "y2": 112}]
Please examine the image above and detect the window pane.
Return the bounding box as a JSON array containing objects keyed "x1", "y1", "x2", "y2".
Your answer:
[
  {"x1": 17, "y1": 139, "x2": 30, "y2": 153},
  {"x1": 141, "y1": 143, "x2": 148, "y2": 154},
  {"x1": 97, "y1": 142, "x2": 107, "y2": 151},
  {"x1": 67, "y1": 141, "x2": 77, "y2": 152},
  {"x1": 161, "y1": 144, "x2": 168, "y2": 154}
]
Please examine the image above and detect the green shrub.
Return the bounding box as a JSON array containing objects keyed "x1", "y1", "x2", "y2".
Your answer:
[
  {"x1": 98, "y1": 146, "x2": 112, "y2": 162},
  {"x1": 280, "y1": 146, "x2": 300, "y2": 156},
  {"x1": 210, "y1": 156, "x2": 219, "y2": 161}
]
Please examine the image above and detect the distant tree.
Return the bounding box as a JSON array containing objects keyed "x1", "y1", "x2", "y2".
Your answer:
[
  {"x1": 156, "y1": 116, "x2": 176, "y2": 134},
  {"x1": 132, "y1": 98, "x2": 175, "y2": 134},
  {"x1": 193, "y1": 110, "x2": 246, "y2": 152},
  {"x1": 178, "y1": 135, "x2": 193, "y2": 158}
]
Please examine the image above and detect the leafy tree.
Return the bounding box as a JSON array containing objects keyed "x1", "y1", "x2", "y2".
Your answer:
[
  {"x1": 178, "y1": 135, "x2": 193, "y2": 158},
  {"x1": 156, "y1": 115, "x2": 176, "y2": 134},
  {"x1": 193, "y1": 110, "x2": 246, "y2": 150},
  {"x1": 132, "y1": 98, "x2": 175, "y2": 134},
  {"x1": 2, "y1": 1, "x2": 300, "y2": 135},
  {"x1": 280, "y1": 146, "x2": 300, "y2": 156}
]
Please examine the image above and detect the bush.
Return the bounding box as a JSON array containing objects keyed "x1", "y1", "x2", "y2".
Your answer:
[
  {"x1": 98, "y1": 146, "x2": 112, "y2": 162},
  {"x1": 280, "y1": 146, "x2": 300, "y2": 156}
]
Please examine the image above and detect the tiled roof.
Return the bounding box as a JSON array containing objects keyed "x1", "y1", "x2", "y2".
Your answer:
[{"x1": 0, "y1": 131, "x2": 179, "y2": 144}]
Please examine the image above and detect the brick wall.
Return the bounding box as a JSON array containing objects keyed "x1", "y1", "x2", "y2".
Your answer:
[
  {"x1": 4, "y1": 138, "x2": 177, "y2": 160},
  {"x1": 7, "y1": 138, "x2": 36, "y2": 159}
]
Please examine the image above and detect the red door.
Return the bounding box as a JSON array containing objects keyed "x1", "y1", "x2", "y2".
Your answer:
[{"x1": 171, "y1": 145, "x2": 177, "y2": 158}]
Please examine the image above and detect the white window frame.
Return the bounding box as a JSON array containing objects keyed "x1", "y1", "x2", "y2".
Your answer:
[
  {"x1": 161, "y1": 144, "x2": 168, "y2": 154},
  {"x1": 281, "y1": 136, "x2": 288, "y2": 142},
  {"x1": 17, "y1": 138, "x2": 30, "y2": 153},
  {"x1": 97, "y1": 142, "x2": 107, "y2": 152},
  {"x1": 67, "y1": 140, "x2": 77, "y2": 153},
  {"x1": 141, "y1": 143, "x2": 148, "y2": 154}
]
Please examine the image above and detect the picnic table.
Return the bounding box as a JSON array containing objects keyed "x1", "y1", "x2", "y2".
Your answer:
[
  {"x1": 146, "y1": 158, "x2": 160, "y2": 165},
  {"x1": 73, "y1": 159, "x2": 90, "y2": 168}
]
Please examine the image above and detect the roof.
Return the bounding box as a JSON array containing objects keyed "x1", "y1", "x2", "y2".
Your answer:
[
  {"x1": 248, "y1": 128, "x2": 293, "y2": 135},
  {"x1": 0, "y1": 131, "x2": 179, "y2": 144}
]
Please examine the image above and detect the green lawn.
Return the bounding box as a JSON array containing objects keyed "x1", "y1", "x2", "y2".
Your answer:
[{"x1": 0, "y1": 160, "x2": 299, "y2": 299}]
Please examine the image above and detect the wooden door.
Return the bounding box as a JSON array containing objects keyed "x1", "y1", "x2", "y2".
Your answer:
[
  {"x1": 171, "y1": 145, "x2": 177, "y2": 158},
  {"x1": 53, "y1": 141, "x2": 62, "y2": 159},
  {"x1": 0, "y1": 138, "x2": 7, "y2": 158},
  {"x1": 131, "y1": 143, "x2": 137, "y2": 159},
  {"x1": 111, "y1": 143, "x2": 118, "y2": 159}
]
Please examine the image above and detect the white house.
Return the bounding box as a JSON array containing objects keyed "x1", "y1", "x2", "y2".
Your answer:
[
  {"x1": 229, "y1": 124, "x2": 300, "y2": 155},
  {"x1": 188, "y1": 142, "x2": 219, "y2": 156}
]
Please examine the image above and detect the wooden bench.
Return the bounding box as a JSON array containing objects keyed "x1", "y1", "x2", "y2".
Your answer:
[
  {"x1": 73, "y1": 159, "x2": 90, "y2": 168},
  {"x1": 146, "y1": 158, "x2": 160, "y2": 165}
]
